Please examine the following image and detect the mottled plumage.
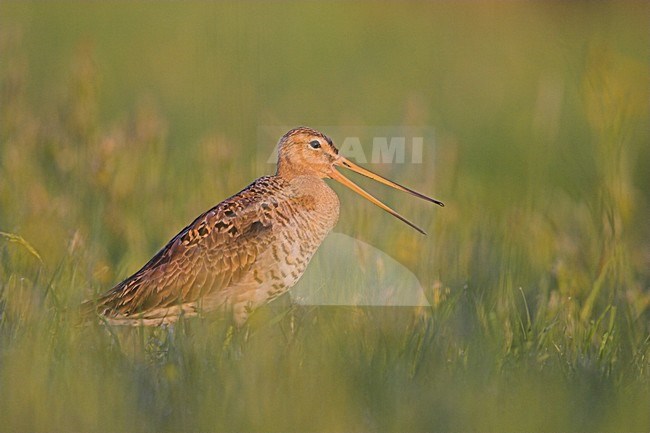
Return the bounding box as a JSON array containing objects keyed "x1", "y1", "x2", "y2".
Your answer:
[{"x1": 83, "y1": 127, "x2": 443, "y2": 326}]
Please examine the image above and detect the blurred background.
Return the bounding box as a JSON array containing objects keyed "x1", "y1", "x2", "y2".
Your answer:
[{"x1": 0, "y1": 2, "x2": 648, "y2": 432}]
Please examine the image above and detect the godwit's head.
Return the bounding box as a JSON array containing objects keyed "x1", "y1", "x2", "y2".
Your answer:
[
  {"x1": 276, "y1": 126, "x2": 444, "y2": 234},
  {"x1": 276, "y1": 126, "x2": 339, "y2": 178}
]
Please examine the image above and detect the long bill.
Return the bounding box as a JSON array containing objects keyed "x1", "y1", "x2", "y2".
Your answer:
[{"x1": 330, "y1": 156, "x2": 445, "y2": 235}]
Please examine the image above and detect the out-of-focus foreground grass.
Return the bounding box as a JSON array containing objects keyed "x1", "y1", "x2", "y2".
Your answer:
[{"x1": 1, "y1": 2, "x2": 649, "y2": 432}]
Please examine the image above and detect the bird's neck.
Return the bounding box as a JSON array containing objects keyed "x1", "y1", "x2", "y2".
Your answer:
[{"x1": 276, "y1": 160, "x2": 315, "y2": 179}]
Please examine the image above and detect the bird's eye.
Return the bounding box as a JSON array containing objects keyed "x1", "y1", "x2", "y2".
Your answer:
[{"x1": 309, "y1": 140, "x2": 321, "y2": 149}]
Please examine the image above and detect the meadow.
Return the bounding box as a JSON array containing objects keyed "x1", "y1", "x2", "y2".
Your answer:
[{"x1": 1, "y1": 2, "x2": 649, "y2": 432}]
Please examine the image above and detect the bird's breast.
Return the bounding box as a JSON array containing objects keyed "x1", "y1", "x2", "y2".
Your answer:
[
  {"x1": 240, "y1": 176, "x2": 339, "y2": 304},
  {"x1": 285, "y1": 175, "x2": 340, "y2": 237}
]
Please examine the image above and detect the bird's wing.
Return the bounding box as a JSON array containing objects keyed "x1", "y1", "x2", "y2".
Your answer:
[{"x1": 90, "y1": 177, "x2": 289, "y2": 319}]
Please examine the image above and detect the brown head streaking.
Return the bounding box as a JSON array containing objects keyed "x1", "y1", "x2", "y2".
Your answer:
[{"x1": 83, "y1": 127, "x2": 444, "y2": 326}]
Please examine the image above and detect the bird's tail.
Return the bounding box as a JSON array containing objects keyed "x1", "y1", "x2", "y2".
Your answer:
[{"x1": 77, "y1": 297, "x2": 103, "y2": 326}]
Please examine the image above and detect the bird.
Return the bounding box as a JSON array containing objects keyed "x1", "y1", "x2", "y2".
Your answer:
[{"x1": 83, "y1": 127, "x2": 444, "y2": 326}]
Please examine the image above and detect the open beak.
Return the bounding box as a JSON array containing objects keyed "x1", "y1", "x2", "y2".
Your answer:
[{"x1": 330, "y1": 155, "x2": 444, "y2": 235}]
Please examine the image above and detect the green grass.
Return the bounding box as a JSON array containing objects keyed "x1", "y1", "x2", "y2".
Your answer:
[{"x1": 1, "y1": 2, "x2": 649, "y2": 432}]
